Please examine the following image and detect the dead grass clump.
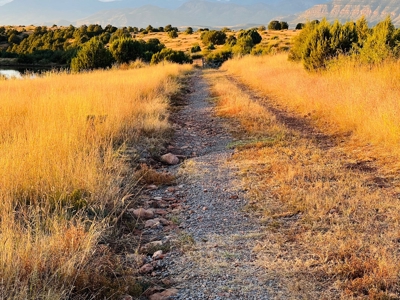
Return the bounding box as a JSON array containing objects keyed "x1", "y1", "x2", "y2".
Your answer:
[{"x1": 136, "y1": 164, "x2": 175, "y2": 186}]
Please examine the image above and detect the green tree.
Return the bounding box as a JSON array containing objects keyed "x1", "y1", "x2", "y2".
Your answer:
[
  {"x1": 268, "y1": 20, "x2": 281, "y2": 30},
  {"x1": 185, "y1": 27, "x2": 193, "y2": 34},
  {"x1": 168, "y1": 30, "x2": 178, "y2": 39},
  {"x1": 289, "y1": 20, "x2": 322, "y2": 62},
  {"x1": 301, "y1": 19, "x2": 334, "y2": 71},
  {"x1": 150, "y1": 48, "x2": 192, "y2": 64},
  {"x1": 109, "y1": 37, "x2": 143, "y2": 64},
  {"x1": 201, "y1": 30, "x2": 227, "y2": 45},
  {"x1": 295, "y1": 23, "x2": 305, "y2": 30},
  {"x1": 280, "y1": 21, "x2": 289, "y2": 30},
  {"x1": 71, "y1": 38, "x2": 114, "y2": 72},
  {"x1": 237, "y1": 29, "x2": 262, "y2": 45},
  {"x1": 232, "y1": 35, "x2": 254, "y2": 56},
  {"x1": 355, "y1": 16, "x2": 370, "y2": 48},
  {"x1": 359, "y1": 16, "x2": 398, "y2": 64}
]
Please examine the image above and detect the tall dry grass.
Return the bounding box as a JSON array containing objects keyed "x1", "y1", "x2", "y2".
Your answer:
[
  {"x1": 0, "y1": 63, "x2": 191, "y2": 298},
  {"x1": 210, "y1": 58, "x2": 400, "y2": 298},
  {"x1": 222, "y1": 54, "x2": 400, "y2": 154}
]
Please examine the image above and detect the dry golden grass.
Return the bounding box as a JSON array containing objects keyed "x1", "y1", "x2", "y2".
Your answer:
[
  {"x1": 206, "y1": 62, "x2": 400, "y2": 298},
  {"x1": 139, "y1": 29, "x2": 297, "y2": 58},
  {"x1": 222, "y1": 54, "x2": 400, "y2": 157},
  {"x1": 0, "y1": 62, "x2": 191, "y2": 298}
]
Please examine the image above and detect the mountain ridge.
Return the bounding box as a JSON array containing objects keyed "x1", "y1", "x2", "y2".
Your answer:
[
  {"x1": 0, "y1": 0, "x2": 324, "y2": 27},
  {"x1": 293, "y1": 0, "x2": 400, "y2": 25}
]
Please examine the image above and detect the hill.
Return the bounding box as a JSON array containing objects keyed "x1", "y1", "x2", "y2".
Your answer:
[
  {"x1": 292, "y1": 0, "x2": 400, "y2": 25},
  {"x1": 0, "y1": 0, "x2": 323, "y2": 27}
]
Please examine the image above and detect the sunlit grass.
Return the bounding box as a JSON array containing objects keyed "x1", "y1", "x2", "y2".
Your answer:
[
  {"x1": 208, "y1": 61, "x2": 400, "y2": 298},
  {"x1": 0, "y1": 63, "x2": 191, "y2": 298},
  {"x1": 222, "y1": 54, "x2": 400, "y2": 153}
]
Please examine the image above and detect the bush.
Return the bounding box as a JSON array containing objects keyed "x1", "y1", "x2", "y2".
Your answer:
[
  {"x1": 109, "y1": 37, "x2": 143, "y2": 64},
  {"x1": 201, "y1": 30, "x2": 227, "y2": 45},
  {"x1": 205, "y1": 48, "x2": 232, "y2": 66},
  {"x1": 268, "y1": 21, "x2": 281, "y2": 30},
  {"x1": 168, "y1": 30, "x2": 178, "y2": 39},
  {"x1": 70, "y1": 38, "x2": 114, "y2": 72},
  {"x1": 191, "y1": 44, "x2": 201, "y2": 53},
  {"x1": 280, "y1": 21, "x2": 289, "y2": 30},
  {"x1": 150, "y1": 48, "x2": 192, "y2": 64},
  {"x1": 237, "y1": 28, "x2": 262, "y2": 45},
  {"x1": 207, "y1": 43, "x2": 215, "y2": 50},
  {"x1": 225, "y1": 35, "x2": 237, "y2": 46},
  {"x1": 295, "y1": 23, "x2": 305, "y2": 30},
  {"x1": 359, "y1": 16, "x2": 399, "y2": 64},
  {"x1": 288, "y1": 17, "x2": 400, "y2": 71},
  {"x1": 232, "y1": 35, "x2": 254, "y2": 56},
  {"x1": 185, "y1": 27, "x2": 193, "y2": 34}
]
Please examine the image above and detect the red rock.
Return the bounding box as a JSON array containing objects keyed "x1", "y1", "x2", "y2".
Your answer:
[
  {"x1": 160, "y1": 153, "x2": 180, "y2": 165},
  {"x1": 154, "y1": 209, "x2": 168, "y2": 216},
  {"x1": 159, "y1": 218, "x2": 171, "y2": 226},
  {"x1": 139, "y1": 264, "x2": 154, "y2": 274},
  {"x1": 143, "y1": 286, "x2": 164, "y2": 297},
  {"x1": 149, "y1": 289, "x2": 179, "y2": 300},
  {"x1": 145, "y1": 218, "x2": 160, "y2": 228},
  {"x1": 131, "y1": 208, "x2": 154, "y2": 220},
  {"x1": 152, "y1": 250, "x2": 163, "y2": 260}
]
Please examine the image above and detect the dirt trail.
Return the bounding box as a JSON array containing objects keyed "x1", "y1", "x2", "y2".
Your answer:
[{"x1": 140, "y1": 70, "x2": 275, "y2": 299}]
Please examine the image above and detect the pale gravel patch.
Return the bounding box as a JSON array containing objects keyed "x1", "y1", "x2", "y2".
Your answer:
[{"x1": 156, "y1": 70, "x2": 277, "y2": 299}]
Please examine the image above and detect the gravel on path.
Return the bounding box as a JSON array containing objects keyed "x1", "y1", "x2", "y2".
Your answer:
[{"x1": 148, "y1": 70, "x2": 275, "y2": 300}]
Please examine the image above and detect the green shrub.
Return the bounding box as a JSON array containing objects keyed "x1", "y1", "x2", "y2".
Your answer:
[
  {"x1": 168, "y1": 30, "x2": 178, "y2": 39},
  {"x1": 109, "y1": 37, "x2": 143, "y2": 64},
  {"x1": 280, "y1": 21, "x2": 289, "y2": 30},
  {"x1": 237, "y1": 28, "x2": 262, "y2": 45},
  {"x1": 185, "y1": 27, "x2": 193, "y2": 34},
  {"x1": 359, "y1": 16, "x2": 399, "y2": 64},
  {"x1": 207, "y1": 43, "x2": 215, "y2": 50},
  {"x1": 232, "y1": 35, "x2": 254, "y2": 56},
  {"x1": 268, "y1": 21, "x2": 281, "y2": 30},
  {"x1": 205, "y1": 48, "x2": 232, "y2": 66},
  {"x1": 191, "y1": 44, "x2": 201, "y2": 53},
  {"x1": 150, "y1": 48, "x2": 192, "y2": 65},
  {"x1": 295, "y1": 23, "x2": 305, "y2": 30},
  {"x1": 70, "y1": 38, "x2": 114, "y2": 72},
  {"x1": 201, "y1": 30, "x2": 227, "y2": 45}
]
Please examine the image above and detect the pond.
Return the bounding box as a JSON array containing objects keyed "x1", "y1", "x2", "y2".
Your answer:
[
  {"x1": 0, "y1": 69, "x2": 23, "y2": 79},
  {"x1": 0, "y1": 67, "x2": 64, "y2": 79}
]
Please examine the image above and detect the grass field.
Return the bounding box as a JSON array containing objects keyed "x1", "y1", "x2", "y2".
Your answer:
[
  {"x1": 0, "y1": 63, "x2": 191, "y2": 299},
  {"x1": 139, "y1": 29, "x2": 297, "y2": 57},
  {"x1": 206, "y1": 55, "x2": 400, "y2": 298}
]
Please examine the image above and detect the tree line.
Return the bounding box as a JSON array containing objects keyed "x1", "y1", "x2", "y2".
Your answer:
[{"x1": 0, "y1": 24, "x2": 192, "y2": 71}]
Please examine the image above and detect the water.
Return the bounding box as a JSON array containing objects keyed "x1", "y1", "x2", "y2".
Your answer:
[
  {"x1": 0, "y1": 67, "x2": 63, "y2": 79},
  {"x1": 0, "y1": 69, "x2": 23, "y2": 79}
]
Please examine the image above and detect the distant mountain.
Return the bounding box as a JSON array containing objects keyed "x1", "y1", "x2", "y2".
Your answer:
[
  {"x1": 77, "y1": 1, "x2": 274, "y2": 28},
  {"x1": 0, "y1": 0, "x2": 324, "y2": 27},
  {"x1": 292, "y1": 0, "x2": 400, "y2": 25}
]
